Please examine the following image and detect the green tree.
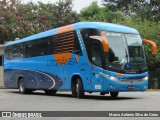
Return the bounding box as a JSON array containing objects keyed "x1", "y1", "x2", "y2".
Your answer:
[
  {"x1": 103, "y1": 0, "x2": 146, "y2": 12},
  {"x1": 79, "y1": 2, "x2": 125, "y2": 22},
  {"x1": 79, "y1": 2, "x2": 106, "y2": 21},
  {"x1": 103, "y1": 0, "x2": 160, "y2": 22},
  {"x1": 0, "y1": 0, "x2": 21, "y2": 43},
  {"x1": 0, "y1": 0, "x2": 77, "y2": 43}
]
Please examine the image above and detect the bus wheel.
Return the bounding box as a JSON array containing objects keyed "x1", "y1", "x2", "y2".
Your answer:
[
  {"x1": 19, "y1": 79, "x2": 26, "y2": 94},
  {"x1": 72, "y1": 81, "x2": 77, "y2": 97},
  {"x1": 44, "y1": 90, "x2": 57, "y2": 95},
  {"x1": 110, "y1": 92, "x2": 119, "y2": 98},
  {"x1": 76, "y1": 78, "x2": 84, "y2": 98}
]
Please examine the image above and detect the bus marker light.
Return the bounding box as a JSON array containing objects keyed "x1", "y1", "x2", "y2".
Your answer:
[
  {"x1": 110, "y1": 84, "x2": 116, "y2": 89},
  {"x1": 95, "y1": 85, "x2": 101, "y2": 89}
]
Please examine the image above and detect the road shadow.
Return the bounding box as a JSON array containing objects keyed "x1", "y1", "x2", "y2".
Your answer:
[{"x1": 8, "y1": 90, "x2": 139, "y2": 101}]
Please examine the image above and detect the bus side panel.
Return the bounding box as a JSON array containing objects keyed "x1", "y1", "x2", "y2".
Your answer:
[
  {"x1": 68, "y1": 64, "x2": 92, "y2": 92},
  {"x1": 4, "y1": 69, "x2": 18, "y2": 88},
  {"x1": 4, "y1": 55, "x2": 64, "y2": 90},
  {"x1": 4, "y1": 69, "x2": 63, "y2": 90},
  {"x1": 81, "y1": 65, "x2": 92, "y2": 92},
  {"x1": 4, "y1": 59, "x2": 18, "y2": 88}
]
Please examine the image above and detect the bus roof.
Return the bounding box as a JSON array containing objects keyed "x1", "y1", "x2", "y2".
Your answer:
[{"x1": 5, "y1": 22, "x2": 139, "y2": 46}]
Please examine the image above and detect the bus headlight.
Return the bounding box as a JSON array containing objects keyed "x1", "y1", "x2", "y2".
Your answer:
[
  {"x1": 107, "y1": 75, "x2": 120, "y2": 82},
  {"x1": 99, "y1": 72, "x2": 120, "y2": 81},
  {"x1": 109, "y1": 76, "x2": 120, "y2": 82},
  {"x1": 142, "y1": 76, "x2": 148, "y2": 81}
]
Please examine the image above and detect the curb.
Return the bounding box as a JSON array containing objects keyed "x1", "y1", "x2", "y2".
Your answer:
[
  {"x1": 147, "y1": 89, "x2": 160, "y2": 91},
  {"x1": 0, "y1": 87, "x2": 5, "y2": 89}
]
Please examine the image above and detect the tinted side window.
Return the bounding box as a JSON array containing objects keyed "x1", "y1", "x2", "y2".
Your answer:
[
  {"x1": 12, "y1": 45, "x2": 18, "y2": 59},
  {"x1": 51, "y1": 31, "x2": 74, "y2": 54},
  {"x1": 36, "y1": 38, "x2": 50, "y2": 56},
  {"x1": 5, "y1": 46, "x2": 13, "y2": 60},
  {"x1": 12, "y1": 44, "x2": 24, "y2": 59},
  {"x1": 5, "y1": 44, "x2": 24, "y2": 60},
  {"x1": 24, "y1": 41, "x2": 35, "y2": 58},
  {"x1": 5, "y1": 31, "x2": 82, "y2": 59},
  {"x1": 51, "y1": 31, "x2": 81, "y2": 55}
]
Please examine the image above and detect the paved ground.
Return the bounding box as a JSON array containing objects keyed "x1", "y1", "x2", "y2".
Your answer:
[{"x1": 0, "y1": 89, "x2": 160, "y2": 120}]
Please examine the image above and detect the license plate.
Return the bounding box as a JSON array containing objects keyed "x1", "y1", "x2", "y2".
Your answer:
[{"x1": 128, "y1": 86, "x2": 135, "y2": 90}]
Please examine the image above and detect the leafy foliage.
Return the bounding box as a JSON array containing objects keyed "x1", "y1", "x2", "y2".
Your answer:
[
  {"x1": 79, "y1": 2, "x2": 125, "y2": 22},
  {"x1": 104, "y1": 0, "x2": 160, "y2": 22},
  {"x1": 0, "y1": 0, "x2": 77, "y2": 43}
]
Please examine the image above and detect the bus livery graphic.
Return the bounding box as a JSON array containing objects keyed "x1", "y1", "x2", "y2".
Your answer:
[
  {"x1": 4, "y1": 22, "x2": 157, "y2": 98},
  {"x1": 54, "y1": 25, "x2": 74, "y2": 65}
]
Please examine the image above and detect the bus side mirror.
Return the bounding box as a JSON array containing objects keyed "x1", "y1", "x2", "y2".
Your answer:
[
  {"x1": 89, "y1": 36, "x2": 109, "y2": 52},
  {"x1": 142, "y1": 39, "x2": 157, "y2": 56}
]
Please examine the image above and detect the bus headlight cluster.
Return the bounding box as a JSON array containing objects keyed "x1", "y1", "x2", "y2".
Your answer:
[
  {"x1": 99, "y1": 72, "x2": 120, "y2": 82},
  {"x1": 142, "y1": 76, "x2": 148, "y2": 81},
  {"x1": 109, "y1": 76, "x2": 119, "y2": 82}
]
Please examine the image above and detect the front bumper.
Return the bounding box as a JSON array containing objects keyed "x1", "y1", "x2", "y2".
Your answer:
[{"x1": 103, "y1": 79, "x2": 148, "y2": 92}]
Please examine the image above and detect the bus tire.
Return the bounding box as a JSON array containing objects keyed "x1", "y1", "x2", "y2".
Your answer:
[
  {"x1": 76, "y1": 78, "x2": 84, "y2": 98},
  {"x1": 72, "y1": 80, "x2": 77, "y2": 97},
  {"x1": 45, "y1": 90, "x2": 57, "y2": 95},
  {"x1": 19, "y1": 79, "x2": 26, "y2": 94},
  {"x1": 110, "y1": 92, "x2": 119, "y2": 98}
]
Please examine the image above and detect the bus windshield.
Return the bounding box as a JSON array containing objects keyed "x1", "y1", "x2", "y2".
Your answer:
[{"x1": 105, "y1": 32, "x2": 147, "y2": 73}]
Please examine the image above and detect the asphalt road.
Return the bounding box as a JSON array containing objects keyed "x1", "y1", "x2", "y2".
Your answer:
[{"x1": 0, "y1": 89, "x2": 160, "y2": 120}]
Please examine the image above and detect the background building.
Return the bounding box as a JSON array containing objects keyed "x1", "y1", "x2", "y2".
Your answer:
[{"x1": 0, "y1": 44, "x2": 4, "y2": 88}]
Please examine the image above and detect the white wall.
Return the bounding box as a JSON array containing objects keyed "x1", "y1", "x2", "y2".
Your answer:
[
  {"x1": 0, "y1": 67, "x2": 4, "y2": 88},
  {"x1": 0, "y1": 46, "x2": 4, "y2": 88}
]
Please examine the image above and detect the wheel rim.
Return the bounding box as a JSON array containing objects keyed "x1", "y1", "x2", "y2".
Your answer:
[
  {"x1": 76, "y1": 83, "x2": 79, "y2": 93},
  {"x1": 20, "y1": 81, "x2": 24, "y2": 92}
]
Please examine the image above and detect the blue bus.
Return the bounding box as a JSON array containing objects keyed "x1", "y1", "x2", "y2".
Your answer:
[{"x1": 4, "y1": 22, "x2": 157, "y2": 98}]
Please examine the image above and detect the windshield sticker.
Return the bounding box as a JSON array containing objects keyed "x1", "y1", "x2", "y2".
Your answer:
[
  {"x1": 106, "y1": 32, "x2": 121, "y2": 36},
  {"x1": 126, "y1": 35, "x2": 142, "y2": 46}
]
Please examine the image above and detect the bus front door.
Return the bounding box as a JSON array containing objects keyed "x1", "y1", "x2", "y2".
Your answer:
[
  {"x1": 90, "y1": 41, "x2": 104, "y2": 91},
  {"x1": 91, "y1": 66, "x2": 104, "y2": 91}
]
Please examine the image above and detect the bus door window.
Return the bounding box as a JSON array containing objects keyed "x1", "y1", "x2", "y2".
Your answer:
[
  {"x1": 91, "y1": 41, "x2": 103, "y2": 67},
  {"x1": 80, "y1": 28, "x2": 100, "y2": 62}
]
